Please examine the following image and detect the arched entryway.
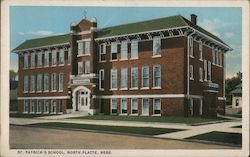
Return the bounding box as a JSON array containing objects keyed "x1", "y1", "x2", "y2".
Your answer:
[{"x1": 72, "y1": 86, "x2": 91, "y2": 112}]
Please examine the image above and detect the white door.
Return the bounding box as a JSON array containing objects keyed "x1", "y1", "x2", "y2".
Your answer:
[{"x1": 77, "y1": 90, "x2": 89, "y2": 111}]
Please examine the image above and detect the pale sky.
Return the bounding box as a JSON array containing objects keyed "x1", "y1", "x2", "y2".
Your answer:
[{"x1": 10, "y1": 6, "x2": 242, "y2": 78}]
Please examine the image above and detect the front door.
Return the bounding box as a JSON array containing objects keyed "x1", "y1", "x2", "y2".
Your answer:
[{"x1": 77, "y1": 90, "x2": 89, "y2": 111}]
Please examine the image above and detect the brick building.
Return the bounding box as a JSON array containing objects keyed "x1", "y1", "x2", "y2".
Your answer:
[{"x1": 13, "y1": 14, "x2": 232, "y2": 116}]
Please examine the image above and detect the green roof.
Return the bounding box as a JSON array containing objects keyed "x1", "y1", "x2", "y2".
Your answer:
[
  {"x1": 13, "y1": 34, "x2": 70, "y2": 52},
  {"x1": 13, "y1": 15, "x2": 229, "y2": 52}
]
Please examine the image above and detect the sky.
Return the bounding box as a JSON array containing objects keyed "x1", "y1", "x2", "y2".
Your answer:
[{"x1": 10, "y1": 6, "x2": 242, "y2": 78}]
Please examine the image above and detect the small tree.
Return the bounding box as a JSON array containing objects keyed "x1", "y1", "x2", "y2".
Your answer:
[{"x1": 9, "y1": 70, "x2": 17, "y2": 81}]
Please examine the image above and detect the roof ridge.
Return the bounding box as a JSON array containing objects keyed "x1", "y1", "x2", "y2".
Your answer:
[{"x1": 25, "y1": 33, "x2": 69, "y2": 41}]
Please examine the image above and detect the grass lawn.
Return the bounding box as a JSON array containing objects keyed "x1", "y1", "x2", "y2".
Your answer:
[
  {"x1": 186, "y1": 131, "x2": 242, "y2": 145},
  {"x1": 10, "y1": 113, "x2": 55, "y2": 118},
  {"x1": 69, "y1": 115, "x2": 226, "y2": 125},
  {"x1": 27, "y1": 122, "x2": 184, "y2": 136}
]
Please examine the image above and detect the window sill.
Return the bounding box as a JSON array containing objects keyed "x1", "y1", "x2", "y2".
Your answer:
[
  {"x1": 130, "y1": 114, "x2": 138, "y2": 116},
  {"x1": 110, "y1": 88, "x2": 118, "y2": 91},
  {"x1": 43, "y1": 90, "x2": 49, "y2": 93},
  {"x1": 30, "y1": 91, "x2": 35, "y2": 93},
  {"x1": 37, "y1": 91, "x2": 42, "y2": 93},
  {"x1": 141, "y1": 87, "x2": 150, "y2": 90},
  {"x1": 152, "y1": 55, "x2": 161, "y2": 58},
  {"x1": 152, "y1": 114, "x2": 161, "y2": 116},
  {"x1": 110, "y1": 59, "x2": 118, "y2": 62},
  {"x1": 199, "y1": 80, "x2": 203, "y2": 82},
  {"x1": 23, "y1": 91, "x2": 29, "y2": 93},
  {"x1": 44, "y1": 65, "x2": 49, "y2": 68},
  {"x1": 30, "y1": 112, "x2": 35, "y2": 114},
  {"x1": 43, "y1": 112, "x2": 49, "y2": 114},
  {"x1": 141, "y1": 114, "x2": 149, "y2": 116},
  {"x1": 119, "y1": 113, "x2": 128, "y2": 116},
  {"x1": 51, "y1": 90, "x2": 57, "y2": 93},
  {"x1": 51, "y1": 65, "x2": 57, "y2": 67},
  {"x1": 129, "y1": 88, "x2": 138, "y2": 90},
  {"x1": 58, "y1": 64, "x2": 65, "y2": 66},
  {"x1": 99, "y1": 88, "x2": 105, "y2": 91},
  {"x1": 30, "y1": 67, "x2": 36, "y2": 69},
  {"x1": 189, "y1": 55, "x2": 194, "y2": 58},
  {"x1": 120, "y1": 88, "x2": 128, "y2": 90},
  {"x1": 199, "y1": 59, "x2": 203, "y2": 61},
  {"x1": 36, "y1": 112, "x2": 42, "y2": 114},
  {"x1": 36, "y1": 66, "x2": 43, "y2": 68},
  {"x1": 23, "y1": 112, "x2": 29, "y2": 114},
  {"x1": 50, "y1": 112, "x2": 56, "y2": 114},
  {"x1": 130, "y1": 57, "x2": 138, "y2": 60},
  {"x1": 58, "y1": 90, "x2": 63, "y2": 92},
  {"x1": 77, "y1": 54, "x2": 90, "y2": 57},
  {"x1": 99, "y1": 60, "x2": 106, "y2": 63},
  {"x1": 152, "y1": 87, "x2": 161, "y2": 89},
  {"x1": 58, "y1": 112, "x2": 63, "y2": 114},
  {"x1": 119, "y1": 58, "x2": 128, "y2": 61},
  {"x1": 190, "y1": 78, "x2": 194, "y2": 81}
]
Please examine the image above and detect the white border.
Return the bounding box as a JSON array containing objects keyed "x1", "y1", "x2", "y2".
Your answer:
[{"x1": 1, "y1": 1, "x2": 249, "y2": 157}]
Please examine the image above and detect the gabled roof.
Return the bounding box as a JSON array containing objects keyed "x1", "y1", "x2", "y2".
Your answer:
[
  {"x1": 13, "y1": 15, "x2": 229, "y2": 52},
  {"x1": 13, "y1": 34, "x2": 70, "y2": 52}
]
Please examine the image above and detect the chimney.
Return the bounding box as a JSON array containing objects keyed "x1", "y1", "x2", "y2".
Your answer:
[{"x1": 191, "y1": 14, "x2": 197, "y2": 25}]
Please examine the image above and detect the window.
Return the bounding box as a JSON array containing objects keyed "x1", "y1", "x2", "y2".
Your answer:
[
  {"x1": 199, "y1": 41, "x2": 203, "y2": 60},
  {"x1": 24, "y1": 53, "x2": 29, "y2": 68},
  {"x1": 111, "y1": 99, "x2": 117, "y2": 114},
  {"x1": 99, "y1": 69, "x2": 105, "y2": 90},
  {"x1": 37, "y1": 100, "x2": 43, "y2": 113},
  {"x1": 142, "y1": 66, "x2": 149, "y2": 88},
  {"x1": 219, "y1": 52, "x2": 222, "y2": 66},
  {"x1": 99, "y1": 43, "x2": 106, "y2": 61},
  {"x1": 216, "y1": 50, "x2": 219, "y2": 65},
  {"x1": 85, "y1": 41, "x2": 90, "y2": 55},
  {"x1": 78, "y1": 62, "x2": 83, "y2": 75},
  {"x1": 24, "y1": 100, "x2": 29, "y2": 113},
  {"x1": 153, "y1": 98, "x2": 161, "y2": 114},
  {"x1": 68, "y1": 48, "x2": 71, "y2": 64},
  {"x1": 59, "y1": 73, "x2": 64, "y2": 91},
  {"x1": 37, "y1": 51, "x2": 42, "y2": 67},
  {"x1": 121, "y1": 41, "x2": 128, "y2": 60},
  {"x1": 59, "y1": 49, "x2": 64, "y2": 65},
  {"x1": 30, "y1": 100, "x2": 35, "y2": 113},
  {"x1": 121, "y1": 68, "x2": 128, "y2": 89},
  {"x1": 51, "y1": 49, "x2": 57, "y2": 66},
  {"x1": 153, "y1": 65, "x2": 161, "y2": 87},
  {"x1": 199, "y1": 67, "x2": 203, "y2": 82},
  {"x1": 199, "y1": 99, "x2": 203, "y2": 115},
  {"x1": 51, "y1": 73, "x2": 57, "y2": 91},
  {"x1": 212, "y1": 48, "x2": 215, "y2": 64},
  {"x1": 189, "y1": 65, "x2": 194, "y2": 80},
  {"x1": 189, "y1": 37, "x2": 194, "y2": 57},
  {"x1": 153, "y1": 36, "x2": 161, "y2": 56},
  {"x1": 204, "y1": 60, "x2": 207, "y2": 81},
  {"x1": 131, "y1": 40, "x2": 138, "y2": 59},
  {"x1": 111, "y1": 42, "x2": 118, "y2": 60},
  {"x1": 52, "y1": 100, "x2": 57, "y2": 113},
  {"x1": 121, "y1": 98, "x2": 127, "y2": 114},
  {"x1": 189, "y1": 98, "x2": 193, "y2": 116},
  {"x1": 44, "y1": 99, "x2": 50, "y2": 113},
  {"x1": 142, "y1": 98, "x2": 149, "y2": 115},
  {"x1": 131, "y1": 67, "x2": 138, "y2": 88},
  {"x1": 30, "y1": 53, "x2": 35, "y2": 68},
  {"x1": 30, "y1": 75, "x2": 35, "y2": 92},
  {"x1": 37, "y1": 74, "x2": 42, "y2": 92},
  {"x1": 85, "y1": 60, "x2": 90, "y2": 74},
  {"x1": 131, "y1": 98, "x2": 138, "y2": 114},
  {"x1": 24, "y1": 75, "x2": 29, "y2": 92},
  {"x1": 111, "y1": 69, "x2": 117, "y2": 89},
  {"x1": 58, "y1": 100, "x2": 63, "y2": 113},
  {"x1": 44, "y1": 74, "x2": 49, "y2": 91},
  {"x1": 208, "y1": 61, "x2": 212, "y2": 81},
  {"x1": 78, "y1": 41, "x2": 83, "y2": 55},
  {"x1": 44, "y1": 50, "x2": 49, "y2": 66}
]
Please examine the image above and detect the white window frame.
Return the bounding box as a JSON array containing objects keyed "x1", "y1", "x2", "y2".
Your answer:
[
  {"x1": 44, "y1": 73, "x2": 49, "y2": 92},
  {"x1": 37, "y1": 100, "x2": 43, "y2": 113},
  {"x1": 131, "y1": 39, "x2": 138, "y2": 59},
  {"x1": 212, "y1": 48, "x2": 215, "y2": 64},
  {"x1": 111, "y1": 99, "x2": 118, "y2": 114},
  {"x1": 58, "y1": 100, "x2": 63, "y2": 113},
  {"x1": 204, "y1": 60, "x2": 207, "y2": 81},
  {"x1": 51, "y1": 99, "x2": 57, "y2": 114},
  {"x1": 120, "y1": 68, "x2": 128, "y2": 90},
  {"x1": 131, "y1": 67, "x2": 138, "y2": 89},
  {"x1": 37, "y1": 74, "x2": 42, "y2": 92},
  {"x1": 24, "y1": 53, "x2": 29, "y2": 69},
  {"x1": 142, "y1": 98, "x2": 149, "y2": 115},
  {"x1": 189, "y1": 37, "x2": 194, "y2": 57},
  {"x1": 51, "y1": 49, "x2": 57, "y2": 66},
  {"x1": 30, "y1": 75, "x2": 35, "y2": 93},
  {"x1": 51, "y1": 73, "x2": 57, "y2": 92},
  {"x1": 44, "y1": 99, "x2": 50, "y2": 113},
  {"x1": 85, "y1": 41, "x2": 90, "y2": 55},
  {"x1": 44, "y1": 50, "x2": 49, "y2": 67},
  {"x1": 189, "y1": 65, "x2": 194, "y2": 80},
  {"x1": 199, "y1": 67, "x2": 203, "y2": 82},
  {"x1": 153, "y1": 98, "x2": 161, "y2": 115},
  {"x1": 120, "y1": 40, "x2": 128, "y2": 60},
  {"x1": 153, "y1": 36, "x2": 161, "y2": 57},
  {"x1": 216, "y1": 50, "x2": 219, "y2": 65},
  {"x1": 131, "y1": 98, "x2": 138, "y2": 115},
  {"x1": 30, "y1": 53, "x2": 35, "y2": 68},
  {"x1": 111, "y1": 42, "x2": 118, "y2": 61},
  {"x1": 120, "y1": 98, "x2": 127, "y2": 115},
  {"x1": 85, "y1": 60, "x2": 90, "y2": 74},
  {"x1": 153, "y1": 65, "x2": 161, "y2": 88},
  {"x1": 99, "y1": 69, "x2": 105, "y2": 91},
  {"x1": 199, "y1": 41, "x2": 203, "y2": 60},
  {"x1": 59, "y1": 73, "x2": 64, "y2": 92},
  {"x1": 24, "y1": 100, "x2": 29, "y2": 113},
  {"x1": 99, "y1": 43, "x2": 106, "y2": 62},
  {"x1": 78, "y1": 41, "x2": 83, "y2": 56},
  {"x1": 110, "y1": 68, "x2": 118, "y2": 90},
  {"x1": 30, "y1": 99, "x2": 35, "y2": 113},
  {"x1": 78, "y1": 61, "x2": 83, "y2": 75},
  {"x1": 68, "y1": 48, "x2": 71, "y2": 65},
  {"x1": 59, "y1": 48, "x2": 65, "y2": 65},
  {"x1": 37, "y1": 51, "x2": 43, "y2": 67},
  {"x1": 208, "y1": 61, "x2": 212, "y2": 81},
  {"x1": 141, "y1": 66, "x2": 149, "y2": 89}
]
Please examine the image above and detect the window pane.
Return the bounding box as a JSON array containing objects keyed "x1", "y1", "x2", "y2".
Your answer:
[
  {"x1": 85, "y1": 41, "x2": 90, "y2": 55},
  {"x1": 31, "y1": 53, "x2": 35, "y2": 67},
  {"x1": 111, "y1": 42, "x2": 117, "y2": 60},
  {"x1": 131, "y1": 67, "x2": 138, "y2": 88},
  {"x1": 78, "y1": 62, "x2": 83, "y2": 75},
  {"x1": 154, "y1": 99, "x2": 161, "y2": 114},
  {"x1": 52, "y1": 50, "x2": 57, "y2": 65},
  {"x1": 131, "y1": 40, "x2": 138, "y2": 59},
  {"x1": 121, "y1": 98, "x2": 127, "y2": 114},
  {"x1": 111, "y1": 99, "x2": 117, "y2": 114},
  {"x1": 85, "y1": 61, "x2": 90, "y2": 74},
  {"x1": 59, "y1": 73, "x2": 64, "y2": 91},
  {"x1": 111, "y1": 69, "x2": 117, "y2": 89},
  {"x1": 24, "y1": 54, "x2": 29, "y2": 68},
  {"x1": 142, "y1": 67, "x2": 149, "y2": 87},
  {"x1": 78, "y1": 42, "x2": 83, "y2": 55},
  {"x1": 154, "y1": 65, "x2": 161, "y2": 87},
  {"x1": 131, "y1": 99, "x2": 138, "y2": 114},
  {"x1": 153, "y1": 37, "x2": 161, "y2": 56},
  {"x1": 121, "y1": 41, "x2": 128, "y2": 59},
  {"x1": 44, "y1": 51, "x2": 49, "y2": 66},
  {"x1": 121, "y1": 68, "x2": 128, "y2": 88},
  {"x1": 59, "y1": 49, "x2": 64, "y2": 65}
]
